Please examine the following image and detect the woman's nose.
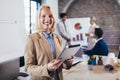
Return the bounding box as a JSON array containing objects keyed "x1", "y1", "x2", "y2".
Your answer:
[{"x1": 45, "y1": 16, "x2": 50, "y2": 21}]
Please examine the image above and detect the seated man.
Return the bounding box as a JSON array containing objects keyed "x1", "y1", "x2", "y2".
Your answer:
[{"x1": 83, "y1": 28, "x2": 108, "y2": 56}]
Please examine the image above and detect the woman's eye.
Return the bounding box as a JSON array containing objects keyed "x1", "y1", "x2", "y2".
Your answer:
[
  {"x1": 42, "y1": 15, "x2": 45, "y2": 18},
  {"x1": 49, "y1": 15, "x2": 53, "y2": 18}
]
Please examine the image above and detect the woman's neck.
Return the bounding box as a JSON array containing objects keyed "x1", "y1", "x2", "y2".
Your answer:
[
  {"x1": 44, "y1": 29, "x2": 51, "y2": 34},
  {"x1": 44, "y1": 31, "x2": 51, "y2": 34}
]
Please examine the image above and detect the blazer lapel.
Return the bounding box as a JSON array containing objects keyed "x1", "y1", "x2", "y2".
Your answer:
[
  {"x1": 53, "y1": 34, "x2": 62, "y2": 58},
  {"x1": 37, "y1": 32, "x2": 53, "y2": 61}
]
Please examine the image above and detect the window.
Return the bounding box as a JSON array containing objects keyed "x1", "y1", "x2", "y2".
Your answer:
[{"x1": 24, "y1": 0, "x2": 40, "y2": 34}]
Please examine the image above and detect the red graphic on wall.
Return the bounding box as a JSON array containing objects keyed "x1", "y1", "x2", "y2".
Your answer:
[{"x1": 74, "y1": 23, "x2": 82, "y2": 30}]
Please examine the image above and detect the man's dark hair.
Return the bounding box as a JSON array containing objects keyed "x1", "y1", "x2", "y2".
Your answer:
[
  {"x1": 94, "y1": 28, "x2": 103, "y2": 38},
  {"x1": 60, "y1": 13, "x2": 67, "y2": 18}
]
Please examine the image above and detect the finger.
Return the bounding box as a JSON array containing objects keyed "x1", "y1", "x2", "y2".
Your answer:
[
  {"x1": 50, "y1": 67, "x2": 56, "y2": 71},
  {"x1": 57, "y1": 61, "x2": 63, "y2": 67},
  {"x1": 67, "y1": 59, "x2": 73, "y2": 64},
  {"x1": 67, "y1": 59, "x2": 73, "y2": 62},
  {"x1": 54, "y1": 60, "x2": 62, "y2": 64},
  {"x1": 70, "y1": 56, "x2": 73, "y2": 59},
  {"x1": 66, "y1": 56, "x2": 73, "y2": 61},
  {"x1": 50, "y1": 60, "x2": 55, "y2": 63},
  {"x1": 71, "y1": 58, "x2": 74, "y2": 61},
  {"x1": 52, "y1": 66, "x2": 56, "y2": 70}
]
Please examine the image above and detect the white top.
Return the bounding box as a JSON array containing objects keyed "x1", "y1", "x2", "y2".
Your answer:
[
  {"x1": 56, "y1": 20, "x2": 70, "y2": 39},
  {"x1": 88, "y1": 23, "x2": 99, "y2": 37},
  {"x1": 56, "y1": 20, "x2": 71, "y2": 48},
  {"x1": 87, "y1": 23, "x2": 99, "y2": 49}
]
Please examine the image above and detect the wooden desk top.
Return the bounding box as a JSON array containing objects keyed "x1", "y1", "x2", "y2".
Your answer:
[{"x1": 63, "y1": 62, "x2": 120, "y2": 80}]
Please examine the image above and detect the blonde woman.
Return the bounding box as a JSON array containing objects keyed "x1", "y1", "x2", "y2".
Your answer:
[
  {"x1": 86, "y1": 16, "x2": 99, "y2": 49},
  {"x1": 24, "y1": 5, "x2": 72, "y2": 80}
]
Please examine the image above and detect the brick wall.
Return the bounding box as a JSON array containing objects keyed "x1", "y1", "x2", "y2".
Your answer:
[{"x1": 58, "y1": 0, "x2": 120, "y2": 54}]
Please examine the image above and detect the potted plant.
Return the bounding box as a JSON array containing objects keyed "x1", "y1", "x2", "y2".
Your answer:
[
  {"x1": 87, "y1": 58, "x2": 93, "y2": 70},
  {"x1": 98, "y1": 56, "x2": 103, "y2": 65}
]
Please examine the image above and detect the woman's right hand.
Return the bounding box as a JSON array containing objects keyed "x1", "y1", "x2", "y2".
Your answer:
[{"x1": 47, "y1": 59, "x2": 63, "y2": 72}]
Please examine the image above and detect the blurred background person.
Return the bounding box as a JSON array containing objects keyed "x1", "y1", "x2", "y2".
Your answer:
[
  {"x1": 85, "y1": 16, "x2": 99, "y2": 49},
  {"x1": 56, "y1": 13, "x2": 71, "y2": 48},
  {"x1": 83, "y1": 28, "x2": 108, "y2": 56}
]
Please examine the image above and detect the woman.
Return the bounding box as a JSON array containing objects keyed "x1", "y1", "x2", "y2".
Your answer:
[
  {"x1": 24, "y1": 4, "x2": 72, "y2": 80},
  {"x1": 85, "y1": 16, "x2": 99, "y2": 49}
]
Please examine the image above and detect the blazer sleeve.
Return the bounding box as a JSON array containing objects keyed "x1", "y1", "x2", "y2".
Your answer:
[
  {"x1": 24, "y1": 35, "x2": 51, "y2": 78},
  {"x1": 84, "y1": 41, "x2": 100, "y2": 55},
  {"x1": 56, "y1": 34, "x2": 63, "y2": 47}
]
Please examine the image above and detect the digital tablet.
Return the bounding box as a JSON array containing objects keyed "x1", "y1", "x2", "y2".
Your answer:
[
  {"x1": 69, "y1": 44, "x2": 80, "y2": 48},
  {"x1": 57, "y1": 45, "x2": 81, "y2": 61}
]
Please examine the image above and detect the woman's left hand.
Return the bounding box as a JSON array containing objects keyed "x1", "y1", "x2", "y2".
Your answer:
[{"x1": 64, "y1": 56, "x2": 73, "y2": 69}]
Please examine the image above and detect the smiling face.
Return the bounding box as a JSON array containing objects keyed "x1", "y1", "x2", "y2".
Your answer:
[{"x1": 40, "y1": 7, "x2": 54, "y2": 33}]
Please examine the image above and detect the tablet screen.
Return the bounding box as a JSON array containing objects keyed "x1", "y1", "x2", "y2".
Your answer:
[{"x1": 57, "y1": 46, "x2": 81, "y2": 61}]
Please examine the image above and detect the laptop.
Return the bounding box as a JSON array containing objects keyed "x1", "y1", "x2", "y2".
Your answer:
[
  {"x1": 72, "y1": 56, "x2": 83, "y2": 66},
  {"x1": 69, "y1": 44, "x2": 83, "y2": 65}
]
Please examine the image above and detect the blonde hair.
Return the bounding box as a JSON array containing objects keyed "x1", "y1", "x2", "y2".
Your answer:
[
  {"x1": 91, "y1": 16, "x2": 96, "y2": 21},
  {"x1": 36, "y1": 4, "x2": 56, "y2": 32}
]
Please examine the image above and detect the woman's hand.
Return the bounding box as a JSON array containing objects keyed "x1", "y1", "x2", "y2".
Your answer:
[
  {"x1": 64, "y1": 56, "x2": 73, "y2": 69},
  {"x1": 47, "y1": 59, "x2": 63, "y2": 72}
]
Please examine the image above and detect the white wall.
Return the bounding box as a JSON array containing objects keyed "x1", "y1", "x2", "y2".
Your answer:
[{"x1": 0, "y1": 0, "x2": 26, "y2": 62}]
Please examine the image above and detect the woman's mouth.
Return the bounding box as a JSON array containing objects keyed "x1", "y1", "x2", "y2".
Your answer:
[{"x1": 44, "y1": 22, "x2": 50, "y2": 26}]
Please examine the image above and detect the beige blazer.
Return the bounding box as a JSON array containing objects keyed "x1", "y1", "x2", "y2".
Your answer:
[{"x1": 24, "y1": 32, "x2": 63, "y2": 80}]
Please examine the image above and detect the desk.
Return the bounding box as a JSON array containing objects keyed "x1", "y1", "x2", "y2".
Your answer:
[{"x1": 63, "y1": 62, "x2": 120, "y2": 80}]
